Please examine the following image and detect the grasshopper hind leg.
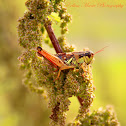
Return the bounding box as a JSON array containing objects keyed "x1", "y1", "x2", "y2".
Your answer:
[
  {"x1": 54, "y1": 65, "x2": 75, "y2": 81},
  {"x1": 54, "y1": 69, "x2": 62, "y2": 81}
]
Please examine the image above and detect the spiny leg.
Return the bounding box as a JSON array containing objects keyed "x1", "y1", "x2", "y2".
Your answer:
[
  {"x1": 54, "y1": 65, "x2": 75, "y2": 81},
  {"x1": 54, "y1": 69, "x2": 62, "y2": 81}
]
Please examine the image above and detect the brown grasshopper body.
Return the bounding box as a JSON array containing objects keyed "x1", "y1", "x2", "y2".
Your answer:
[{"x1": 37, "y1": 46, "x2": 94, "y2": 80}]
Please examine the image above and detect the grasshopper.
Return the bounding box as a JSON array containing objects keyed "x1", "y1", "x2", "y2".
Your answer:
[{"x1": 37, "y1": 46, "x2": 107, "y2": 80}]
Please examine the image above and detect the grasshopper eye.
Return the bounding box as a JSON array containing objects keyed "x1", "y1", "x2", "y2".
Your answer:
[{"x1": 37, "y1": 46, "x2": 42, "y2": 51}]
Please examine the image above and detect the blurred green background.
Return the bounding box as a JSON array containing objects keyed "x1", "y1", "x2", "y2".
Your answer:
[{"x1": 0, "y1": 0, "x2": 126, "y2": 126}]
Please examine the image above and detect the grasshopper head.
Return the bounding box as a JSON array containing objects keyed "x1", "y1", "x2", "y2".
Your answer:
[
  {"x1": 83, "y1": 46, "x2": 109, "y2": 65},
  {"x1": 84, "y1": 51, "x2": 94, "y2": 65},
  {"x1": 77, "y1": 51, "x2": 94, "y2": 65}
]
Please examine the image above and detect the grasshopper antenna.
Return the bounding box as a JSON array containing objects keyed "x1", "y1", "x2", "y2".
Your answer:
[{"x1": 94, "y1": 45, "x2": 109, "y2": 55}]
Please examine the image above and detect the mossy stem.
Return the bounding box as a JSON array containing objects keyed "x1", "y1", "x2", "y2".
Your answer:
[{"x1": 44, "y1": 23, "x2": 63, "y2": 53}]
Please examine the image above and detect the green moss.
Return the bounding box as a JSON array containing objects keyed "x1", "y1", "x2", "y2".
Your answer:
[{"x1": 79, "y1": 106, "x2": 120, "y2": 126}]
